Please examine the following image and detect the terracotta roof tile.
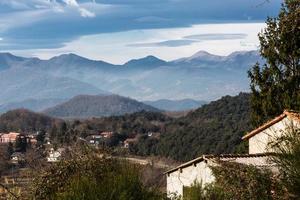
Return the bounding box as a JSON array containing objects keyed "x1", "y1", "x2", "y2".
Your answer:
[
  {"x1": 164, "y1": 153, "x2": 274, "y2": 174},
  {"x1": 242, "y1": 110, "x2": 300, "y2": 140}
]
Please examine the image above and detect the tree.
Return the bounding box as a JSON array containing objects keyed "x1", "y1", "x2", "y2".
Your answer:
[
  {"x1": 6, "y1": 142, "x2": 14, "y2": 157},
  {"x1": 270, "y1": 127, "x2": 300, "y2": 199},
  {"x1": 248, "y1": 0, "x2": 300, "y2": 126},
  {"x1": 36, "y1": 130, "x2": 46, "y2": 146},
  {"x1": 30, "y1": 145, "x2": 164, "y2": 200},
  {"x1": 15, "y1": 135, "x2": 27, "y2": 152}
]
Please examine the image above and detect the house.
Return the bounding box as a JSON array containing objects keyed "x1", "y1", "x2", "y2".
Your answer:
[
  {"x1": 166, "y1": 153, "x2": 273, "y2": 197},
  {"x1": 147, "y1": 132, "x2": 160, "y2": 138},
  {"x1": 0, "y1": 132, "x2": 21, "y2": 143},
  {"x1": 165, "y1": 110, "x2": 300, "y2": 197},
  {"x1": 47, "y1": 148, "x2": 64, "y2": 162},
  {"x1": 242, "y1": 110, "x2": 300, "y2": 154},
  {"x1": 86, "y1": 134, "x2": 103, "y2": 147},
  {"x1": 10, "y1": 152, "x2": 25, "y2": 164},
  {"x1": 26, "y1": 134, "x2": 38, "y2": 147},
  {"x1": 100, "y1": 131, "x2": 114, "y2": 138},
  {"x1": 124, "y1": 138, "x2": 138, "y2": 148}
]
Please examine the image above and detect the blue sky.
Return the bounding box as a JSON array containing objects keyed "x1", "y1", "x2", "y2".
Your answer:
[{"x1": 0, "y1": 0, "x2": 281, "y2": 63}]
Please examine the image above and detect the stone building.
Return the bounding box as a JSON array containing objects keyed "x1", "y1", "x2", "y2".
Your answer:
[{"x1": 165, "y1": 110, "x2": 300, "y2": 197}]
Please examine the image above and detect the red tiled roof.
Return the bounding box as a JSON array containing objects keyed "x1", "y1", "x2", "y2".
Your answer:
[
  {"x1": 164, "y1": 153, "x2": 273, "y2": 174},
  {"x1": 242, "y1": 110, "x2": 300, "y2": 140}
]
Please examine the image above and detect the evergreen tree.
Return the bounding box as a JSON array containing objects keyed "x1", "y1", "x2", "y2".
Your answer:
[
  {"x1": 15, "y1": 135, "x2": 27, "y2": 152},
  {"x1": 248, "y1": 0, "x2": 300, "y2": 126},
  {"x1": 6, "y1": 142, "x2": 14, "y2": 158},
  {"x1": 36, "y1": 130, "x2": 46, "y2": 146}
]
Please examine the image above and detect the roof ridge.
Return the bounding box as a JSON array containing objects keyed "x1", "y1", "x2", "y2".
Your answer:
[
  {"x1": 242, "y1": 110, "x2": 300, "y2": 140},
  {"x1": 242, "y1": 113, "x2": 287, "y2": 140},
  {"x1": 164, "y1": 153, "x2": 273, "y2": 174}
]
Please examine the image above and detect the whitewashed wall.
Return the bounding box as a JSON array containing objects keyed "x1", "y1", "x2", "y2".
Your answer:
[
  {"x1": 166, "y1": 156, "x2": 272, "y2": 198},
  {"x1": 249, "y1": 117, "x2": 300, "y2": 154},
  {"x1": 166, "y1": 161, "x2": 214, "y2": 198}
]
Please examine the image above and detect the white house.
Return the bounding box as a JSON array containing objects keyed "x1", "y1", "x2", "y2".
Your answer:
[
  {"x1": 165, "y1": 110, "x2": 300, "y2": 197},
  {"x1": 165, "y1": 153, "x2": 273, "y2": 197},
  {"x1": 47, "y1": 148, "x2": 64, "y2": 162},
  {"x1": 242, "y1": 110, "x2": 300, "y2": 154}
]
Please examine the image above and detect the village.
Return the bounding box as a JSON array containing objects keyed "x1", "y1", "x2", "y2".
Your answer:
[
  {"x1": 0, "y1": 129, "x2": 164, "y2": 198},
  {"x1": 0, "y1": 110, "x2": 299, "y2": 199}
]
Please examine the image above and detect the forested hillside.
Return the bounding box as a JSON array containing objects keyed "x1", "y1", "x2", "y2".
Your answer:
[
  {"x1": 0, "y1": 93, "x2": 252, "y2": 161},
  {"x1": 44, "y1": 95, "x2": 160, "y2": 118},
  {"x1": 0, "y1": 109, "x2": 58, "y2": 133},
  {"x1": 131, "y1": 93, "x2": 252, "y2": 161}
]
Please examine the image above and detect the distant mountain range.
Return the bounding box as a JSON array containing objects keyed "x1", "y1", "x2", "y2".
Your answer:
[
  {"x1": 143, "y1": 99, "x2": 206, "y2": 111},
  {"x1": 0, "y1": 50, "x2": 263, "y2": 110},
  {"x1": 0, "y1": 98, "x2": 66, "y2": 114},
  {"x1": 43, "y1": 95, "x2": 160, "y2": 118},
  {"x1": 0, "y1": 67, "x2": 108, "y2": 105}
]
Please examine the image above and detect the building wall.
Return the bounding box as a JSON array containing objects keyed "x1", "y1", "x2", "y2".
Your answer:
[
  {"x1": 166, "y1": 161, "x2": 215, "y2": 198},
  {"x1": 166, "y1": 156, "x2": 272, "y2": 197},
  {"x1": 249, "y1": 117, "x2": 300, "y2": 154}
]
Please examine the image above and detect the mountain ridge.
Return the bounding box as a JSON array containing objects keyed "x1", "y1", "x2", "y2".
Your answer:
[
  {"x1": 43, "y1": 94, "x2": 160, "y2": 118},
  {"x1": 0, "y1": 50, "x2": 262, "y2": 103},
  {"x1": 143, "y1": 99, "x2": 207, "y2": 111}
]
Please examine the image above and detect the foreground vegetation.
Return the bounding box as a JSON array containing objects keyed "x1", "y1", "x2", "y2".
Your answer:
[{"x1": 26, "y1": 145, "x2": 165, "y2": 200}]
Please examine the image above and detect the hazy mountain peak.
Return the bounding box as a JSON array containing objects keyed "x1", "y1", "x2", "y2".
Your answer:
[
  {"x1": 124, "y1": 55, "x2": 167, "y2": 67},
  {"x1": 227, "y1": 50, "x2": 259, "y2": 58},
  {"x1": 0, "y1": 52, "x2": 28, "y2": 70},
  {"x1": 189, "y1": 50, "x2": 224, "y2": 60},
  {"x1": 191, "y1": 50, "x2": 214, "y2": 57},
  {"x1": 171, "y1": 50, "x2": 225, "y2": 64},
  {"x1": 50, "y1": 53, "x2": 89, "y2": 62},
  {"x1": 0, "y1": 52, "x2": 26, "y2": 60}
]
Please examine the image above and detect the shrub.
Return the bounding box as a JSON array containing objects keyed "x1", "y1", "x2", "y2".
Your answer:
[{"x1": 30, "y1": 145, "x2": 164, "y2": 200}]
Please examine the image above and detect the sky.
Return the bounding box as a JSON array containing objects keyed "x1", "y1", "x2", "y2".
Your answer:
[{"x1": 0, "y1": 0, "x2": 282, "y2": 64}]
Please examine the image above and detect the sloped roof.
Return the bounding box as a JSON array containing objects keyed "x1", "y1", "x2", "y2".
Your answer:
[
  {"x1": 164, "y1": 153, "x2": 273, "y2": 174},
  {"x1": 242, "y1": 110, "x2": 300, "y2": 140}
]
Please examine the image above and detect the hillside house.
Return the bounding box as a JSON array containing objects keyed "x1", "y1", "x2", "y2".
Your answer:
[
  {"x1": 88, "y1": 135, "x2": 102, "y2": 146},
  {"x1": 0, "y1": 132, "x2": 36, "y2": 145},
  {"x1": 166, "y1": 110, "x2": 300, "y2": 197},
  {"x1": 124, "y1": 138, "x2": 138, "y2": 148},
  {"x1": 0, "y1": 132, "x2": 20, "y2": 143},
  {"x1": 47, "y1": 148, "x2": 64, "y2": 162},
  {"x1": 166, "y1": 154, "x2": 273, "y2": 197},
  {"x1": 242, "y1": 110, "x2": 300, "y2": 154},
  {"x1": 100, "y1": 131, "x2": 114, "y2": 138}
]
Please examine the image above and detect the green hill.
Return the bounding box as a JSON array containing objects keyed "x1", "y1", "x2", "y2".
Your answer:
[{"x1": 132, "y1": 93, "x2": 252, "y2": 161}]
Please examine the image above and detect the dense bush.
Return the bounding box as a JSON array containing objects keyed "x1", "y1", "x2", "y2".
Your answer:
[
  {"x1": 270, "y1": 127, "x2": 300, "y2": 199},
  {"x1": 30, "y1": 146, "x2": 165, "y2": 200},
  {"x1": 182, "y1": 161, "x2": 285, "y2": 200}
]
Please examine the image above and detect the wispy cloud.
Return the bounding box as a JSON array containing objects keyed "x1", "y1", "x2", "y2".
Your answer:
[
  {"x1": 135, "y1": 16, "x2": 171, "y2": 23},
  {"x1": 127, "y1": 39, "x2": 198, "y2": 47},
  {"x1": 62, "y1": 0, "x2": 96, "y2": 18},
  {"x1": 184, "y1": 33, "x2": 247, "y2": 40},
  {"x1": 0, "y1": 0, "x2": 280, "y2": 52},
  {"x1": 127, "y1": 33, "x2": 248, "y2": 48}
]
